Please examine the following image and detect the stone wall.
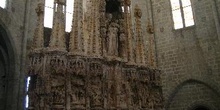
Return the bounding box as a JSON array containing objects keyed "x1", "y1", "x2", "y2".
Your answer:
[
  {"x1": 168, "y1": 80, "x2": 220, "y2": 110},
  {"x1": 152, "y1": 0, "x2": 220, "y2": 109},
  {"x1": 0, "y1": 0, "x2": 28, "y2": 109}
]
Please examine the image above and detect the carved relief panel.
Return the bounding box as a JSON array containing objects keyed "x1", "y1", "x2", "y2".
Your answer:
[
  {"x1": 67, "y1": 59, "x2": 86, "y2": 109},
  {"x1": 88, "y1": 62, "x2": 103, "y2": 108},
  {"x1": 48, "y1": 56, "x2": 66, "y2": 109},
  {"x1": 138, "y1": 70, "x2": 150, "y2": 109}
]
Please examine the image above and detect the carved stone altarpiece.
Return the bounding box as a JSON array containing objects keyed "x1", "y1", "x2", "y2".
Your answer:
[{"x1": 27, "y1": 0, "x2": 163, "y2": 110}]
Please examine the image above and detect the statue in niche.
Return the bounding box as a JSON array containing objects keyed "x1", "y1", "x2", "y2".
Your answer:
[
  {"x1": 105, "y1": 13, "x2": 112, "y2": 53},
  {"x1": 89, "y1": 80, "x2": 102, "y2": 107},
  {"x1": 107, "y1": 20, "x2": 119, "y2": 56},
  {"x1": 154, "y1": 92, "x2": 163, "y2": 108},
  {"x1": 119, "y1": 32, "x2": 126, "y2": 58},
  {"x1": 106, "y1": 13, "x2": 113, "y2": 26},
  {"x1": 108, "y1": 84, "x2": 115, "y2": 106},
  {"x1": 70, "y1": 87, "x2": 78, "y2": 102},
  {"x1": 148, "y1": 95, "x2": 154, "y2": 109},
  {"x1": 139, "y1": 83, "x2": 149, "y2": 108},
  {"x1": 70, "y1": 88, "x2": 85, "y2": 104},
  {"x1": 52, "y1": 86, "x2": 65, "y2": 103},
  {"x1": 119, "y1": 84, "x2": 127, "y2": 106}
]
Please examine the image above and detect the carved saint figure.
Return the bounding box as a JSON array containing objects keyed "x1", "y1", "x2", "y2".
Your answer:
[
  {"x1": 119, "y1": 32, "x2": 126, "y2": 58},
  {"x1": 107, "y1": 20, "x2": 119, "y2": 56}
]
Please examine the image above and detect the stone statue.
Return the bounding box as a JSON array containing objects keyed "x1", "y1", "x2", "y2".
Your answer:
[
  {"x1": 119, "y1": 32, "x2": 126, "y2": 58},
  {"x1": 107, "y1": 20, "x2": 119, "y2": 56}
]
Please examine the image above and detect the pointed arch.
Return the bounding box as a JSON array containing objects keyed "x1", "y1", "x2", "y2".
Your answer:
[
  {"x1": 0, "y1": 20, "x2": 17, "y2": 110},
  {"x1": 165, "y1": 79, "x2": 220, "y2": 110}
]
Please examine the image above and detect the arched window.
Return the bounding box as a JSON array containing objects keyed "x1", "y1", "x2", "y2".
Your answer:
[
  {"x1": 44, "y1": 0, "x2": 74, "y2": 32},
  {"x1": 170, "y1": 0, "x2": 194, "y2": 29},
  {"x1": 0, "y1": 0, "x2": 6, "y2": 8}
]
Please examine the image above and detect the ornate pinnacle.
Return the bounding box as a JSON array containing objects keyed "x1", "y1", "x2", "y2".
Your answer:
[
  {"x1": 48, "y1": 0, "x2": 67, "y2": 52},
  {"x1": 32, "y1": 1, "x2": 45, "y2": 50}
]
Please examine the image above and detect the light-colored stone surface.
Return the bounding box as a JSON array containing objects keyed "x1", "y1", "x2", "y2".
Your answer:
[
  {"x1": 0, "y1": 0, "x2": 220, "y2": 109},
  {"x1": 27, "y1": 0, "x2": 163, "y2": 109}
]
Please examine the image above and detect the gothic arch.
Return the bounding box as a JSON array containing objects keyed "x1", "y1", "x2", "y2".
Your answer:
[
  {"x1": 165, "y1": 79, "x2": 220, "y2": 110},
  {"x1": 0, "y1": 20, "x2": 16, "y2": 110},
  {"x1": 188, "y1": 101, "x2": 216, "y2": 110}
]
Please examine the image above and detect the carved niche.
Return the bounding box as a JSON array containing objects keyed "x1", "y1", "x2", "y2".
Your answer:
[
  {"x1": 88, "y1": 62, "x2": 103, "y2": 108},
  {"x1": 103, "y1": 0, "x2": 126, "y2": 58},
  {"x1": 49, "y1": 56, "x2": 66, "y2": 109},
  {"x1": 138, "y1": 70, "x2": 150, "y2": 108},
  {"x1": 67, "y1": 59, "x2": 86, "y2": 108}
]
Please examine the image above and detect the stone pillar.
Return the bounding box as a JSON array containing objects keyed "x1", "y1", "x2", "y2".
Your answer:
[
  {"x1": 69, "y1": 0, "x2": 84, "y2": 55},
  {"x1": 117, "y1": 1, "x2": 127, "y2": 61},
  {"x1": 32, "y1": 0, "x2": 45, "y2": 50},
  {"x1": 134, "y1": 5, "x2": 145, "y2": 64},
  {"x1": 48, "y1": 0, "x2": 66, "y2": 52},
  {"x1": 100, "y1": 0, "x2": 107, "y2": 56},
  {"x1": 146, "y1": 0, "x2": 157, "y2": 68},
  {"x1": 86, "y1": 0, "x2": 101, "y2": 57},
  {"x1": 147, "y1": 20, "x2": 157, "y2": 68},
  {"x1": 124, "y1": 0, "x2": 134, "y2": 64}
]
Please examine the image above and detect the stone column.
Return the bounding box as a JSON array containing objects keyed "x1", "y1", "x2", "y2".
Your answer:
[
  {"x1": 87, "y1": 0, "x2": 101, "y2": 57},
  {"x1": 32, "y1": 0, "x2": 45, "y2": 50},
  {"x1": 87, "y1": 0, "x2": 94, "y2": 55},
  {"x1": 48, "y1": 0, "x2": 66, "y2": 52},
  {"x1": 147, "y1": 20, "x2": 156, "y2": 68},
  {"x1": 124, "y1": 0, "x2": 134, "y2": 64},
  {"x1": 100, "y1": 0, "x2": 107, "y2": 56},
  {"x1": 134, "y1": 5, "x2": 145, "y2": 64},
  {"x1": 69, "y1": 0, "x2": 84, "y2": 55}
]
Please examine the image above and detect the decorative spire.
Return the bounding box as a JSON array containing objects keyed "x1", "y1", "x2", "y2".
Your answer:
[
  {"x1": 48, "y1": 0, "x2": 66, "y2": 52},
  {"x1": 124, "y1": 0, "x2": 133, "y2": 63},
  {"x1": 134, "y1": 5, "x2": 145, "y2": 64},
  {"x1": 69, "y1": 0, "x2": 84, "y2": 55},
  {"x1": 32, "y1": 0, "x2": 45, "y2": 50},
  {"x1": 87, "y1": 0, "x2": 101, "y2": 57},
  {"x1": 100, "y1": 0, "x2": 106, "y2": 56},
  {"x1": 147, "y1": 19, "x2": 157, "y2": 68}
]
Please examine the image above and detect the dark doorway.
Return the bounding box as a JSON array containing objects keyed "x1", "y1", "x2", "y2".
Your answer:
[
  {"x1": 0, "y1": 24, "x2": 15, "y2": 110},
  {"x1": 194, "y1": 106, "x2": 209, "y2": 110},
  {"x1": 0, "y1": 25, "x2": 9, "y2": 110}
]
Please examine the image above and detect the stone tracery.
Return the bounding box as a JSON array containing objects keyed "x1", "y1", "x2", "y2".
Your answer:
[{"x1": 28, "y1": 0, "x2": 163, "y2": 109}]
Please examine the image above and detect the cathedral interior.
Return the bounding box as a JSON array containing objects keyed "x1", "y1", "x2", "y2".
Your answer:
[{"x1": 0, "y1": 0, "x2": 220, "y2": 110}]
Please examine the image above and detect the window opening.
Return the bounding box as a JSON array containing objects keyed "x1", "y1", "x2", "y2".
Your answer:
[
  {"x1": 44, "y1": 0, "x2": 54, "y2": 28},
  {"x1": 25, "y1": 76, "x2": 31, "y2": 108},
  {"x1": 44, "y1": 0, "x2": 74, "y2": 32},
  {"x1": 0, "y1": 0, "x2": 6, "y2": 8},
  {"x1": 170, "y1": 0, "x2": 194, "y2": 29}
]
